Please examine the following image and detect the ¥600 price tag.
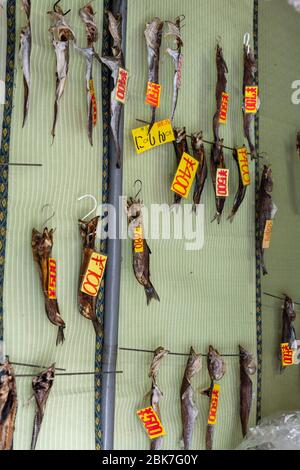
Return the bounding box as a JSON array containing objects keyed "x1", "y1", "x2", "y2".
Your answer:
[
  {"x1": 137, "y1": 407, "x2": 166, "y2": 440},
  {"x1": 208, "y1": 384, "x2": 220, "y2": 425},
  {"x1": 171, "y1": 153, "x2": 199, "y2": 199},
  {"x1": 281, "y1": 343, "x2": 294, "y2": 367},
  {"x1": 132, "y1": 119, "x2": 175, "y2": 154},
  {"x1": 81, "y1": 252, "x2": 107, "y2": 297}
]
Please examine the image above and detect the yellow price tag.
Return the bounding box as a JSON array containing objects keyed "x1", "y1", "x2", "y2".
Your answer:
[
  {"x1": 262, "y1": 220, "x2": 273, "y2": 249},
  {"x1": 132, "y1": 119, "x2": 175, "y2": 154},
  {"x1": 281, "y1": 343, "x2": 294, "y2": 367},
  {"x1": 219, "y1": 92, "x2": 229, "y2": 124},
  {"x1": 245, "y1": 86, "x2": 258, "y2": 113},
  {"x1": 134, "y1": 226, "x2": 144, "y2": 253},
  {"x1": 81, "y1": 252, "x2": 107, "y2": 297},
  {"x1": 137, "y1": 407, "x2": 166, "y2": 440},
  {"x1": 208, "y1": 384, "x2": 220, "y2": 425},
  {"x1": 171, "y1": 153, "x2": 199, "y2": 199},
  {"x1": 237, "y1": 147, "x2": 251, "y2": 186}
]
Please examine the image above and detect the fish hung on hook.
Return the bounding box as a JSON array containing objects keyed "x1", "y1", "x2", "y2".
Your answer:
[
  {"x1": 0, "y1": 359, "x2": 18, "y2": 451},
  {"x1": 213, "y1": 43, "x2": 228, "y2": 144},
  {"x1": 243, "y1": 34, "x2": 258, "y2": 160},
  {"x1": 172, "y1": 127, "x2": 190, "y2": 207},
  {"x1": 165, "y1": 15, "x2": 184, "y2": 122},
  {"x1": 210, "y1": 140, "x2": 228, "y2": 224},
  {"x1": 280, "y1": 295, "x2": 297, "y2": 373},
  {"x1": 191, "y1": 132, "x2": 208, "y2": 213},
  {"x1": 239, "y1": 346, "x2": 256, "y2": 438},
  {"x1": 19, "y1": 0, "x2": 31, "y2": 128},
  {"x1": 227, "y1": 148, "x2": 248, "y2": 222}
]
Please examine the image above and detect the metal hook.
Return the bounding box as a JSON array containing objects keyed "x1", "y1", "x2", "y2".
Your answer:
[
  {"x1": 133, "y1": 180, "x2": 143, "y2": 200},
  {"x1": 42, "y1": 204, "x2": 56, "y2": 228},
  {"x1": 53, "y1": 0, "x2": 71, "y2": 16},
  {"x1": 78, "y1": 194, "x2": 98, "y2": 221},
  {"x1": 243, "y1": 32, "x2": 250, "y2": 54}
]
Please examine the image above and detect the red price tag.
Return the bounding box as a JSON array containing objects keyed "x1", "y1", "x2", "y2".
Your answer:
[
  {"x1": 81, "y1": 252, "x2": 107, "y2": 297},
  {"x1": 145, "y1": 82, "x2": 161, "y2": 108},
  {"x1": 137, "y1": 407, "x2": 166, "y2": 439},
  {"x1": 216, "y1": 169, "x2": 229, "y2": 197},
  {"x1": 116, "y1": 68, "x2": 129, "y2": 104},
  {"x1": 208, "y1": 384, "x2": 220, "y2": 425},
  {"x1": 219, "y1": 92, "x2": 229, "y2": 124},
  {"x1": 48, "y1": 258, "x2": 57, "y2": 300},
  {"x1": 245, "y1": 86, "x2": 258, "y2": 113}
]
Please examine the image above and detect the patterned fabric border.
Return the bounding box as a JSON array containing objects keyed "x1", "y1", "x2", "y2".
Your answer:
[
  {"x1": 95, "y1": 0, "x2": 112, "y2": 450},
  {"x1": 253, "y1": 0, "x2": 262, "y2": 424},
  {"x1": 0, "y1": 0, "x2": 16, "y2": 342}
]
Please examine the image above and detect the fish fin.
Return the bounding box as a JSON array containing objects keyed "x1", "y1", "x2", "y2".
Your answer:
[
  {"x1": 24, "y1": 394, "x2": 35, "y2": 408},
  {"x1": 146, "y1": 242, "x2": 152, "y2": 255},
  {"x1": 227, "y1": 211, "x2": 236, "y2": 223},
  {"x1": 92, "y1": 317, "x2": 103, "y2": 338},
  {"x1": 211, "y1": 212, "x2": 221, "y2": 224},
  {"x1": 179, "y1": 438, "x2": 185, "y2": 450},
  {"x1": 198, "y1": 387, "x2": 211, "y2": 397},
  {"x1": 145, "y1": 283, "x2": 160, "y2": 305},
  {"x1": 56, "y1": 326, "x2": 65, "y2": 346}
]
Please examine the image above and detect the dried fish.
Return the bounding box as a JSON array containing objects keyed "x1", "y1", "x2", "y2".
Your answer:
[
  {"x1": 280, "y1": 295, "x2": 297, "y2": 373},
  {"x1": 145, "y1": 18, "x2": 164, "y2": 133},
  {"x1": 258, "y1": 165, "x2": 277, "y2": 275},
  {"x1": 210, "y1": 140, "x2": 227, "y2": 223},
  {"x1": 173, "y1": 127, "x2": 189, "y2": 206},
  {"x1": 19, "y1": 0, "x2": 31, "y2": 127},
  {"x1": 149, "y1": 347, "x2": 169, "y2": 451},
  {"x1": 180, "y1": 347, "x2": 201, "y2": 450},
  {"x1": 239, "y1": 345, "x2": 256, "y2": 437},
  {"x1": 0, "y1": 360, "x2": 17, "y2": 451},
  {"x1": 296, "y1": 132, "x2": 300, "y2": 158},
  {"x1": 191, "y1": 132, "x2": 207, "y2": 212},
  {"x1": 48, "y1": 2, "x2": 75, "y2": 140},
  {"x1": 78, "y1": 217, "x2": 103, "y2": 336},
  {"x1": 127, "y1": 197, "x2": 160, "y2": 305},
  {"x1": 31, "y1": 365, "x2": 55, "y2": 451},
  {"x1": 243, "y1": 45, "x2": 257, "y2": 160},
  {"x1": 213, "y1": 44, "x2": 228, "y2": 143},
  {"x1": 165, "y1": 17, "x2": 183, "y2": 122},
  {"x1": 32, "y1": 228, "x2": 66, "y2": 345},
  {"x1": 228, "y1": 149, "x2": 247, "y2": 222}
]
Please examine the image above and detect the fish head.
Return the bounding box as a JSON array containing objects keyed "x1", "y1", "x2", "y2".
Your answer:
[
  {"x1": 262, "y1": 165, "x2": 273, "y2": 193},
  {"x1": 239, "y1": 346, "x2": 257, "y2": 376},
  {"x1": 207, "y1": 345, "x2": 226, "y2": 381},
  {"x1": 0, "y1": 361, "x2": 14, "y2": 407},
  {"x1": 174, "y1": 127, "x2": 187, "y2": 144},
  {"x1": 185, "y1": 347, "x2": 202, "y2": 381},
  {"x1": 216, "y1": 44, "x2": 228, "y2": 74},
  {"x1": 126, "y1": 198, "x2": 143, "y2": 224},
  {"x1": 145, "y1": 18, "x2": 164, "y2": 50},
  {"x1": 32, "y1": 228, "x2": 54, "y2": 258},
  {"x1": 32, "y1": 364, "x2": 56, "y2": 402},
  {"x1": 283, "y1": 295, "x2": 296, "y2": 321},
  {"x1": 80, "y1": 2, "x2": 95, "y2": 17},
  {"x1": 191, "y1": 132, "x2": 204, "y2": 150},
  {"x1": 164, "y1": 20, "x2": 183, "y2": 48},
  {"x1": 78, "y1": 217, "x2": 99, "y2": 247},
  {"x1": 149, "y1": 347, "x2": 169, "y2": 382}
]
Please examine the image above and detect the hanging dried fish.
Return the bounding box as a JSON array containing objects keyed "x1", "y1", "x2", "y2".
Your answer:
[
  {"x1": 191, "y1": 132, "x2": 207, "y2": 212},
  {"x1": 180, "y1": 347, "x2": 201, "y2": 450},
  {"x1": 210, "y1": 140, "x2": 227, "y2": 223},
  {"x1": 100, "y1": 11, "x2": 124, "y2": 168},
  {"x1": 31, "y1": 365, "x2": 55, "y2": 451},
  {"x1": 258, "y1": 165, "x2": 277, "y2": 275},
  {"x1": 201, "y1": 346, "x2": 226, "y2": 450},
  {"x1": 172, "y1": 127, "x2": 189, "y2": 206},
  {"x1": 213, "y1": 44, "x2": 228, "y2": 143},
  {"x1": 19, "y1": 0, "x2": 31, "y2": 127},
  {"x1": 280, "y1": 295, "x2": 297, "y2": 373},
  {"x1": 227, "y1": 149, "x2": 247, "y2": 222},
  {"x1": 165, "y1": 16, "x2": 184, "y2": 122},
  {"x1": 296, "y1": 132, "x2": 300, "y2": 158},
  {"x1": 0, "y1": 360, "x2": 17, "y2": 451},
  {"x1": 127, "y1": 196, "x2": 160, "y2": 305},
  {"x1": 243, "y1": 44, "x2": 257, "y2": 159},
  {"x1": 48, "y1": 1, "x2": 75, "y2": 140},
  {"x1": 149, "y1": 347, "x2": 169, "y2": 451},
  {"x1": 78, "y1": 217, "x2": 103, "y2": 336},
  {"x1": 145, "y1": 18, "x2": 164, "y2": 134},
  {"x1": 239, "y1": 346, "x2": 256, "y2": 438},
  {"x1": 32, "y1": 228, "x2": 66, "y2": 345}
]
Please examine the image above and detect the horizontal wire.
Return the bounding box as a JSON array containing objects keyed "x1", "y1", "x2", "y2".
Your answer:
[
  {"x1": 263, "y1": 292, "x2": 300, "y2": 306},
  {"x1": 119, "y1": 347, "x2": 239, "y2": 357},
  {"x1": 10, "y1": 362, "x2": 66, "y2": 371},
  {"x1": 0, "y1": 163, "x2": 43, "y2": 167},
  {"x1": 15, "y1": 371, "x2": 123, "y2": 378}
]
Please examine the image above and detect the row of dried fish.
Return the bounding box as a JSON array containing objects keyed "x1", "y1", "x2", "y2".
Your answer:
[
  {"x1": 145, "y1": 345, "x2": 256, "y2": 450},
  {"x1": 0, "y1": 360, "x2": 54, "y2": 451}
]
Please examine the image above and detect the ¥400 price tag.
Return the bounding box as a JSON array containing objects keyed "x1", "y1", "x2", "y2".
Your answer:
[
  {"x1": 171, "y1": 153, "x2": 199, "y2": 199},
  {"x1": 132, "y1": 119, "x2": 175, "y2": 154},
  {"x1": 137, "y1": 407, "x2": 166, "y2": 440},
  {"x1": 81, "y1": 252, "x2": 107, "y2": 297}
]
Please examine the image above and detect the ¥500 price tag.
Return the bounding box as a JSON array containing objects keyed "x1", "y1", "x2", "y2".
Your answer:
[
  {"x1": 132, "y1": 119, "x2": 175, "y2": 154},
  {"x1": 281, "y1": 343, "x2": 295, "y2": 367},
  {"x1": 137, "y1": 407, "x2": 166, "y2": 440},
  {"x1": 245, "y1": 86, "x2": 258, "y2": 113},
  {"x1": 81, "y1": 252, "x2": 107, "y2": 297},
  {"x1": 171, "y1": 153, "x2": 199, "y2": 199},
  {"x1": 208, "y1": 384, "x2": 220, "y2": 425},
  {"x1": 116, "y1": 68, "x2": 129, "y2": 104},
  {"x1": 216, "y1": 169, "x2": 229, "y2": 197}
]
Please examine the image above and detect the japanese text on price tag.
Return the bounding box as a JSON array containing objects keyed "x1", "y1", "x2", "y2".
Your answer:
[
  {"x1": 237, "y1": 147, "x2": 251, "y2": 186},
  {"x1": 134, "y1": 226, "x2": 144, "y2": 253},
  {"x1": 245, "y1": 86, "x2": 258, "y2": 113},
  {"x1": 216, "y1": 169, "x2": 229, "y2": 197},
  {"x1": 48, "y1": 258, "x2": 57, "y2": 300},
  {"x1": 219, "y1": 92, "x2": 229, "y2": 124},
  {"x1": 116, "y1": 68, "x2": 129, "y2": 104},
  {"x1": 262, "y1": 220, "x2": 273, "y2": 249},
  {"x1": 208, "y1": 384, "x2": 220, "y2": 425},
  {"x1": 171, "y1": 153, "x2": 199, "y2": 199},
  {"x1": 137, "y1": 407, "x2": 166, "y2": 440},
  {"x1": 281, "y1": 343, "x2": 294, "y2": 367},
  {"x1": 81, "y1": 252, "x2": 107, "y2": 297},
  {"x1": 145, "y1": 82, "x2": 161, "y2": 108},
  {"x1": 132, "y1": 119, "x2": 175, "y2": 154},
  {"x1": 89, "y1": 80, "x2": 97, "y2": 126}
]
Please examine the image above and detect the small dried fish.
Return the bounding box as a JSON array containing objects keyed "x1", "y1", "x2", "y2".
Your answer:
[
  {"x1": 228, "y1": 149, "x2": 247, "y2": 222},
  {"x1": 19, "y1": 0, "x2": 31, "y2": 127},
  {"x1": 149, "y1": 347, "x2": 169, "y2": 451},
  {"x1": 201, "y1": 346, "x2": 226, "y2": 451},
  {"x1": 165, "y1": 17, "x2": 183, "y2": 122},
  {"x1": 173, "y1": 127, "x2": 189, "y2": 206},
  {"x1": 48, "y1": 2, "x2": 75, "y2": 140},
  {"x1": 258, "y1": 165, "x2": 277, "y2": 275},
  {"x1": 32, "y1": 228, "x2": 66, "y2": 345},
  {"x1": 239, "y1": 345, "x2": 256, "y2": 438},
  {"x1": 100, "y1": 11, "x2": 124, "y2": 168},
  {"x1": 145, "y1": 18, "x2": 164, "y2": 133},
  {"x1": 210, "y1": 140, "x2": 227, "y2": 224},
  {"x1": 31, "y1": 365, "x2": 55, "y2": 451},
  {"x1": 280, "y1": 295, "x2": 297, "y2": 373},
  {"x1": 296, "y1": 132, "x2": 300, "y2": 158},
  {"x1": 0, "y1": 360, "x2": 17, "y2": 451},
  {"x1": 78, "y1": 217, "x2": 103, "y2": 336},
  {"x1": 243, "y1": 45, "x2": 257, "y2": 160},
  {"x1": 180, "y1": 347, "x2": 201, "y2": 450},
  {"x1": 191, "y1": 132, "x2": 207, "y2": 212},
  {"x1": 213, "y1": 44, "x2": 228, "y2": 143},
  {"x1": 127, "y1": 197, "x2": 160, "y2": 305}
]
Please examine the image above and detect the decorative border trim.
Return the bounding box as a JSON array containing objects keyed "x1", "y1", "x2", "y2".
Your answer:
[
  {"x1": 253, "y1": 0, "x2": 262, "y2": 423},
  {"x1": 0, "y1": 0, "x2": 16, "y2": 342}
]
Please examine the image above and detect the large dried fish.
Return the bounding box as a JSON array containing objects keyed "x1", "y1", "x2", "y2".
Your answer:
[
  {"x1": 145, "y1": 18, "x2": 164, "y2": 133},
  {"x1": 78, "y1": 217, "x2": 103, "y2": 336},
  {"x1": 31, "y1": 365, "x2": 55, "y2": 451},
  {"x1": 210, "y1": 140, "x2": 227, "y2": 224},
  {"x1": 258, "y1": 165, "x2": 277, "y2": 275},
  {"x1": 100, "y1": 11, "x2": 124, "y2": 168},
  {"x1": 243, "y1": 45, "x2": 257, "y2": 160},
  {"x1": 213, "y1": 44, "x2": 228, "y2": 143},
  {"x1": 19, "y1": 0, "x2": 31, "y2": 127},
  {"x1": 127, "y1": 197, "x2": 160, "y2": 305},
  {"x1": 180, "y1": 347, "x2": 201, "y2": 450},
  {"x1": 149, "y1": 347, "x2": 169, "y2": 451},
  {"x1": 0, "y1": 360, "x2": 17, "y2": 451},
  {"x1": 173, "y1": 127, "x2": 189, "y2": 206},
  {"x1": 166, "y1": 17, "x2": 183, "y2": 122},
  {"x1": 32, "y1": 228, "x2": 66, "y2": 345},
  {"x1": 280, "y1": 295, "x2": 297, "y2": 373},
  {"x1": 191, "y1": 132, "x2": 207, "y2": 212},
  {"x1": 296, "y1": 132, "x2": 300, "y2": 158},
  {"x1": 48, "y1": 2, "x2": 75, "y2": 140},
  {"x1": 239, "y1": 346, "x2": 256, "y2": 438},
  {"x1": 228, "y1": 149, "x2": 247, "y2": 222}
]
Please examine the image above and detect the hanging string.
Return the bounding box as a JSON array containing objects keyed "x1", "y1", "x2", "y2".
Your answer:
[
  {"x1": 15, "y1": 371, "x2": 123, "y2": 378},
  {"x1": 119, "y1": 347, "x2": 239, "y2": 357},
  {"x1": 263, "y1": 292, "x2": 300, "y2": 306}
]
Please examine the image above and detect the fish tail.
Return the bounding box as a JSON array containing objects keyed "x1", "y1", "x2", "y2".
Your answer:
[
  {"x1": 211, "y1": 212, "x2": 221, "y2": 224},
  {"x1": 145, "y1": 283, "x2": 160, "y2": 305},
  {"x1": 56, "y1": 326, "x2": 65, "y2": 346},
  {"x1": 227, "y1": 211, "x2": 236, "y2": 223},
  {"x1": 206, "y1": 424, "x2": 214, "y2": 450},
  {"x1": 261, "y1": 250, "x2": 268, "y2": 276},
  {"x1": 92, "y1": 317, "x2": 103, "y2": 338},
  {"x1": 31, "y1": 412, "x2": 42, "y2": 451},
  {"x1": 22, "y1": 78, "x2": 29, "y2": 128},
  {"x1": 148, "y1": 107, "x2": 156, "y2": 135},
  {"x1": 51, "y1": 99, "x2": 58, "y2": 140}
]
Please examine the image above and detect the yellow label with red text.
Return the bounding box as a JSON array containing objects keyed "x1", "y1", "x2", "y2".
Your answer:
[
  {"x1": 208, "y1": 384, "x2": 220, "y2": 425},
  {"x1": 137, "y1": 407, "x2": 166, "y2": 439},
  {"x1": 132, "y1": 119, "x2": 175, "y2": 154},
  {"x1": 281, "y1": 343, "x2": 294, "y2": 367},
  {"x1": 262, "y1": 220, "x2": 273, "y2": 249},
  {"x1": 89, "y1": 80, "x2": 97, "y2": 126},
  {"x1": 171, "y1": 153, "x2": 199, "y2": 199},
  {"x1": 219, "y1": 92, "x2": 229, "y2": 124},
  {"x1": 237, "y1": 147, "x2": 251, "y2": 186},
  {"x1": 216, "y1": 169, "x2": 229, "y2": 197},
  {"x1": 245, "y1": 86, "x2": 258, "y2": 113},
  {"x1": 134, "y1": 226, "x2": 144, "y2": 253},
  {"x1": 48, "y1": 258, "x2": 57, "y2": 300},
  {"x1": 81, "y1": 252, "x2": 107, "y2": 297},
  {"x1": 145, "y1": 82, "x2": 161, "y2": 108},
  {"x1": 116, "y1": 68, "x2": 129, "y2": 104}
]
